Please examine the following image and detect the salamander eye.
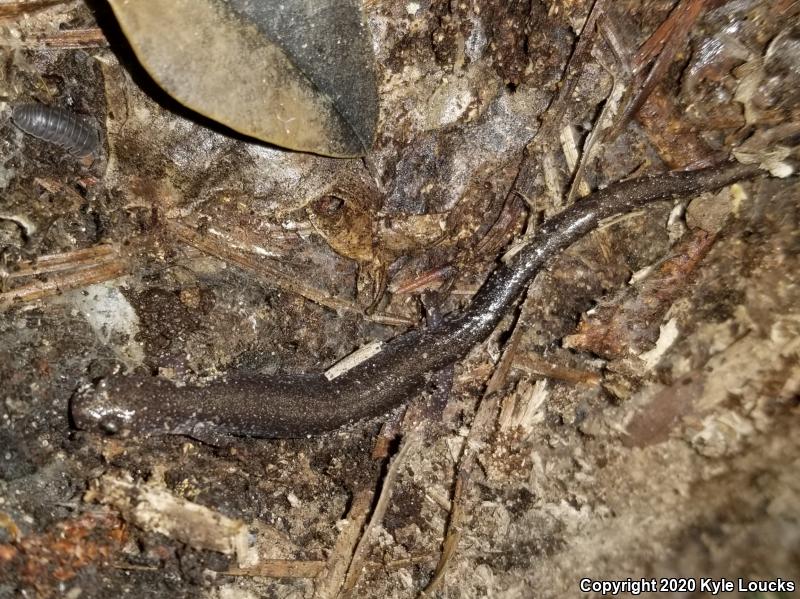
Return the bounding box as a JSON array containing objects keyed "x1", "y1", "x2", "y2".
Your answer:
[
  {"x1": 71, "y1": 379, "x2": 137, "y2": 435},
  {"x1": 100, "y1": 415, "x2": 121, "y2": 434}
]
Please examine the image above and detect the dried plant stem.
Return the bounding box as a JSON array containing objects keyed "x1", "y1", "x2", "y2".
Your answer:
[
  {"x1": 338, "y1": 431, "x2": 421, "y2": 597},
  {"x1": 1, "y1": 28, "x2": 107, "y2": 48},
  {"x1": 421, "y1": 287, "x2": 535, "y2": 596},
  {"x1": 0, "y1": 246, "x2": 126, "y2": 310},
  {"x1": 513, "y1": 354, "x2": 601, "y2": 387},
  {"x1": 6, "y1": 244, "x2": 117, "y2": 279},
  {"x1": 0, "y1": 0, "x2": 65, "y2": 19},
  {"x1": 315, "y1": 489, "x2": 374, "y2": 598},
  {"x1": 223, "y1": 560, "x2": 326, "y2": 579},
  {"x1": 613, "y1": 0, "x2": 708, "y2": 134}
]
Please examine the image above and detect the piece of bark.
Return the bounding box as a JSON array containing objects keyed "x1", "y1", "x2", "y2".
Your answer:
[{"x1": 87, "y1": 475, "x2": 250, "y2": 566}]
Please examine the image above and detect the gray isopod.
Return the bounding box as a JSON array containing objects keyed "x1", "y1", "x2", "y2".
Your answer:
[{"x1": 11, "y1": 102, "x2": 99, "y2": 158}]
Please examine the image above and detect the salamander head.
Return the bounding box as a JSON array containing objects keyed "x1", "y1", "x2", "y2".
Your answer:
[
  {"x1": 70, "y1": 376, "x2": 225, "y2": 443},
  {"x1": 70, "y1": 377, "x2": 179, "y2": 437},
  {"x1": 71, "y1": 379, "x2": 140, "y2": 435}
]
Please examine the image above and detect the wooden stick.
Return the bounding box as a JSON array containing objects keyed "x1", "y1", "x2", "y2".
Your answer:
[
  {"x1": 223, "y1": 560, "x2": 326, "y2": 579},
  {"x1": 338, "y1": 432, "x2": 421, "y2": 597},
  {"x1": 0, "y1": 259, "x2": 126, "y2": 310},
  {"x1": 2, "y1": 28, "x2": 108, "y2": 48},
  {"x1": 0, "y1": 0, "x2": 65, "y2": 20},
  {"x1": 6, "y1": 244, "x2": 118, "y2": 279},
  {"x1": 512, "y1": 354, "x2": 601, "y2": 387},
  {"x1": 314, "y1": 489, "x2": 374, "y2": 598}
]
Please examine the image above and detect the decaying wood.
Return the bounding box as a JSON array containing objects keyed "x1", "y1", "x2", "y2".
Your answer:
[
  {"x1": 0, "y1": 0, "x2": 65, "y2": 19},
  {"x1": 1, "y1": 0, "x2": 796, "y2": 596},
  {"x1": 4, "y1": 244, "x2": 117, "y2": 279},
  {"x1": 636, "y1": 85, "x2": 719, "y2": 169},
  {"x1": 86, "y1": 475, "x2": 251, "y2": 566},
  {"x1": 564, "y1": 229, "x2": 719, "y2": 359},
  {"x1": 513, "y1": 0, "x2": 610, "y2": 209},
  {"x1": 616, "y1": 0, "x2": 709, "y2": 132},
  {"x1": 0, "y1": 511, "x2": 127, "y2": 596},
  {"x1": 421, "y1": 361, "x2": 509, "y2": 596},
  {"x1": 512, "y1": 353, "x2": 601, "y2": 387}
]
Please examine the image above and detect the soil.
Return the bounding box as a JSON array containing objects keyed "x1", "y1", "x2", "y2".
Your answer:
[{"x1": 0, "y1": 1, "x2": 798, "y2": 598}]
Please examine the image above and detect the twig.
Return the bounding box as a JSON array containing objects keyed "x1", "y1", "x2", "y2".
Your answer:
[
  {"x1": 0, "y1": 257, "x2": 126, "y2": 310},
  {"x1": 564, "y1": 59, "x2": 629, "y2": 204},
  {"x1": 512, "y1": 354, "x2": 602, "y2": 387},
  {"x1": 611, "y1": 0, "x2": 708, "y2": 136},
  {"x1": 420, "y1": 283, "x2": 538, "y2": 596},
  {"x1": 485, "y1": 301, "x2": 530, "y2": 397},
  {"x1": 2, "y1": 28, "x2": 107, "y2": 48},
  {"x1": 419, "y1": 473, "x2": 468, "y2": 598},
  {"x1": 391, "y1": 265, "x2": 456, "y2": 295},
  {"x1": 338, "y1": 431, "x2": 421, "y2": 597},
  {"x1": 314, "y1": 489, "x2": 374, "y2": 598},
  {"x1": 537, "y1": 0, "x2": 609, "y2": 142},
  {"x1": 222, "y1": 560, "x2": 326, "y2": 579},
  {"x1": 5, "y1": 244, "x2": 117, "y2": 279},
  {"x1": 420, "y1": 388, "x2": 506, "y2": 596},
  {"x1": 0, "y1": 0, "x2": 65, "y2": 19},
  {"x1": 512, "y1": 0, "x2": 609, "y2": 208},
  {"x1": 633, "y1": 1, "x2": 690, "y2": 69},
  {"x1": 475, "y1": 191, "x2": 527, "y2": 255},
  {"x1": 319, "y1": 419, "x2": 412, "y2": 598}
]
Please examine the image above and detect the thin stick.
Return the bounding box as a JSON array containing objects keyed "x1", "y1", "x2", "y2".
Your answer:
[
  {"x1": 338, "y1": 431, "x2": 421, "y2": 597},
  {"x1": 315, "y1": 489, "x2": 375, "y2": 599},
  {"x1": 419, "y1": 474, "x2": 467, "y2": 598},
  {"x1": 538, "y1": 0, "x2": 609, "y2": 140},
  {"x1": 6, "y1": 244, "x2": 118, "y2": 279},
  {"x1": 1, "y1": 28, "x2": 107, "y2": 48},
  {"x1": 0, "y1": 259, "x2": 126, "y2": 310},
  {"x1": 0, "y1": 0, "x2": 65, "y2": 19},
  {"x1": 222, "y1": 560, "x2": 326, "y2": 579},
  {"x1": 612, "y1": 0, "x2": 708, "y2": 135},
  {"x1": 418, "y1": 389, "x2": 502, "y2": 598},
  {"x1": 510, "y1": 0, "x2": 609, "y2": 208},
  {"x1": 391, "y1": 265, "x2": 456, "y2": 295},
  {"x1": 564, "y1": 71, "x2": 628, "y2": 205},
  {"x1": 421, "y1": 286, "x2": 536, "y2": 597},
  {"x1": 513, "y1": 354, "x2": 601, "y2": 387}
]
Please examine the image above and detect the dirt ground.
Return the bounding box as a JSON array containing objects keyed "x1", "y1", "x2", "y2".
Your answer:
[{"x1": 0, "y1": 0, "x2": 798, "y2": 598}]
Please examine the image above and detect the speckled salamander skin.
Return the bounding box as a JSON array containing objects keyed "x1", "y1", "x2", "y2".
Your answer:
[{"x1": 70, "y1": 162, "x2": 759, "y2": 439}]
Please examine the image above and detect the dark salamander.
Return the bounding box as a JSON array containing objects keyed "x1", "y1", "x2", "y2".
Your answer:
[{"x1": 70, "y1": 162, "x2": 759, "y2": 440}]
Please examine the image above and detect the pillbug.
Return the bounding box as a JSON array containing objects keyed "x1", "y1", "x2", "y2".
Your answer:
[{"x1": 11, "y1": 103, "x2": 100, "y2": 158}]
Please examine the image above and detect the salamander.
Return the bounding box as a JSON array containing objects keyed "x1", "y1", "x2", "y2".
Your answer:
[{"x1": 70, "y1": 162, "x2": 759, "y2": 441}]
